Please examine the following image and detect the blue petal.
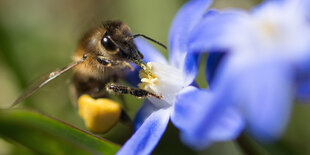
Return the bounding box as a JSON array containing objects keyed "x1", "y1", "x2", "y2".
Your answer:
[
  {"x1": 117, "y1": 107, "x2": 171, "y2": 155},
  {"x1": 203, "y1": 9, "x2": 219, "y2": 17},
  {"x1": 237, "y1": 60, "x2": 293, "y2": 142},
  {"x1": 188, "y1": 10, "x2": 247, "y2": 53},
  {"x1": 179, "y1": 54, "x2": 294, "y2": 148},
  {"x1": 133, "y1": 100, "x2": 159, "y2": 131},
  {"x1": 171, "y1": 86, "x2": 200, "y2": 130},
  {"x1": 203, "y1": 107, "x2": 244, "y2": 141},
  {"x1": 182, "y1": 106, "x2": 245, "y2": 150},
  {"x1": 294, "y1": 52, "x2": 310, "y2": 101},
  {"x1": 305, "y1": 0, "x2": 310, "y2": 19},
  {"x1": 296, "y1": 73, "x2": 310, "y2": 101},
  {"x1": 297, "y1": 81, "x2": 310, "y2": 100},
  {"x1": 126, "y1": 38, "x2": 168, "y2": 86},
  {"x1": 183, "y1": 52, "x2": 201, "y2": 85},
  {"x1": 183, "y1": 10, "x2": 223, "y2": 85},
  {"x1": 172, "y1": 87, "x2": 245, "y2": 149},
  {"x1": 134, "y1": 38, "x2": 168, "y2": 64},
  {"x1": 205, "y1": 52, "x2": 226, "y2": 88},
  {"x1": 216, "y1": 55, "x2": 294, "y2": 142},
  {"x1": 168, "y1": 0, "x2": 213, "y2": 68}
]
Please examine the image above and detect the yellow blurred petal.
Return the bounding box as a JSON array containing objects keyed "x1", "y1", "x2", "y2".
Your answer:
[{"x1": 78, "y1": 95, "x2": 121, "y2": 133}]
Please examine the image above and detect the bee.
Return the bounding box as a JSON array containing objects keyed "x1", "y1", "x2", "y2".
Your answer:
[{"x1": 11, "y1": 20, "x2": 165, "y2": 133}]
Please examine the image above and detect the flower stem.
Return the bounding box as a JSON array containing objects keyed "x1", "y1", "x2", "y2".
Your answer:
[{"x1": 236, "y1": 132, "x2": 266, "y2": 155}]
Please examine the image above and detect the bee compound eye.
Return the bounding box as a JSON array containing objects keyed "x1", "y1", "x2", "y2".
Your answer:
[{"x1": 101, "y1": 35, "x2": 118, "y2": 52}]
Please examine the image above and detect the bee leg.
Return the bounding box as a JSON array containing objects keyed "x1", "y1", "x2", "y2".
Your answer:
[
  {"x1": 106, "y1": 83, "x2": 162, "y2": 99},
  {"x1": 97, "y1": 56, "x2": 134, "y2": 70}
]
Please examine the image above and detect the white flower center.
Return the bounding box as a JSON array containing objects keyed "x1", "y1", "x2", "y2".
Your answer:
[
  {"x1": 138, "y1": 62, "x2": 186, "y2": 108},
  {"x1": 252, "y1": 2, "x2": 310, "y2": 54},
  {"x1": 227, "y1": 2, "x2": 310, "y2": 57},
  {"x1": 257, "y1": 21, "x2": 278, "y2": 42}
]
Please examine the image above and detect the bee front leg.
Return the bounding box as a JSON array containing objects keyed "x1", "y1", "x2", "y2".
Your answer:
[
  {"x1": 106, "y1": 83, "x2": 162, "y2": 99},
  {"x1": 97, "y1": 56, "x2": 134, "y2": 70}
]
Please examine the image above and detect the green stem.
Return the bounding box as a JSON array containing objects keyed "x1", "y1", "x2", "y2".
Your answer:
[{"x1": 236, "y1": 132, "x2": 266, "y2": 155}]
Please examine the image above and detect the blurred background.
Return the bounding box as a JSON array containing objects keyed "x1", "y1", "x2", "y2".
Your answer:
[{"x1": 1, "y1": 0, "x2": 310, "y2": 154}]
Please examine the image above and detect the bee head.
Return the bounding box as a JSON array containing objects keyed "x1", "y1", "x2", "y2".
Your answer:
[{"x1": 100, "y1": 21, "x2": 145, "y2": 67}]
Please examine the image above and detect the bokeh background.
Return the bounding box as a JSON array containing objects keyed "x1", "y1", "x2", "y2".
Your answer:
[{"x1": 1, "y1": 0, "x2": 310, "y2": 154}]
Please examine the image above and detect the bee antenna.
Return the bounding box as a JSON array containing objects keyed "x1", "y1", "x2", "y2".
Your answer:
[{"x1": 132, "y1": 34, "x2": 167, "y2": 50}]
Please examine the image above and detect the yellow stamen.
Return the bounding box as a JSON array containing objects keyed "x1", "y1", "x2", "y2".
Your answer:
[
  {"x1": 138, "y1": 63, "x2": 158, "y2": 90},
  {"x1": 260, "y1": 21, "x2": 278, "y2": 38},
  {"x1": 140, "y1": 63, "x2": 156, "y2": 77}
]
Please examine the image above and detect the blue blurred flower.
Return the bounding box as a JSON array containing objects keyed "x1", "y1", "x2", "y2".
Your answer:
[
  {"x1": 179, "y1": 0, "x2": 310, "y2": 149},
  {"x1": 117, "y1": 0, "x2": 214, "y2": 154}
]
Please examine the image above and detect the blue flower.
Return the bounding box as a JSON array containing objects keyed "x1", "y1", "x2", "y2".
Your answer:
[
  {"x1": 179, "y1": 0, "x2": 310, "y2": 149},
  {"x1": 117, "y1": 0, "x2": 214, "y2": 154}
]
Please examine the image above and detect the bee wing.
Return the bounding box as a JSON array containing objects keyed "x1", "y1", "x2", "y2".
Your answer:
[{"x1": 10, "y1": 55, "x2": 88, "y2": 108}]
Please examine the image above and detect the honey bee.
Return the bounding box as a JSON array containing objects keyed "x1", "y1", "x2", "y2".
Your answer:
[{"x1": 11, "y1": 20, "x2": 165, "y2": 133}]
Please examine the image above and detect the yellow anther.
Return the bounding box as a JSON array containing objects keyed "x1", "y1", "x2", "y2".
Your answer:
[
  {"x1": 78, "y1": 94, "x2": 121, "y2": 133},
  {"x1": 140, "y1": 62, "x2": 156, "y2": 77},
  {"x1": 138, "y1": 63, "x2": 158, "y2": 90}
]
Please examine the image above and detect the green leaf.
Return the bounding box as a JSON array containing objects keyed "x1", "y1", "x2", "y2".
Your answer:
[{"x1": 0, "y1": 109, "x2": 120, "y2": 155}]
